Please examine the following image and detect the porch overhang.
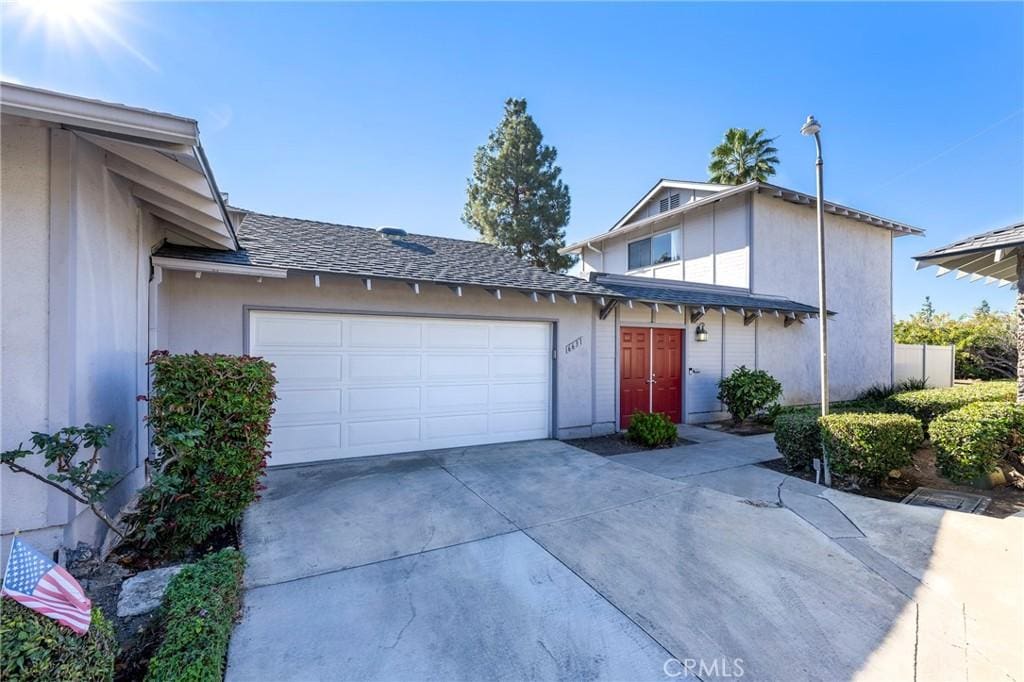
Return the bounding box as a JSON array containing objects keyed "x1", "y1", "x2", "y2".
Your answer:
[{"x1": 913, "y1": 223, "x2": 1024, "y2": 287}]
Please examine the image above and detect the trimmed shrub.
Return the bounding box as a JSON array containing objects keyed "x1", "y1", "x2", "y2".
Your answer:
[
  {"x1": 627, "y1": 411, "x2": 677, "y2": 447},
  {"x1": 0, "y1": 601, "x2": 116, "y2": 681},
  {"x1": 930, "y1": 402, "x2": 1024, "y2": 483},
  {"x1": 820, "y1": 412, "x2": 923, "y2": 482},
  {"x1": 773, "y1": 411, "x2": 822, "y2": 470},
  {"x1": 885, "y1": 381, "x2": 1015, "y2": 431},
  {"x1": 125, "y1": 352, "x2": 277, "y2": 556},
  {"x1": 717, "y1": 366, "x2": 782, "y2": 423},
  {"x1": 145, "y1": 548, "x2": 246, "y2": 682}
]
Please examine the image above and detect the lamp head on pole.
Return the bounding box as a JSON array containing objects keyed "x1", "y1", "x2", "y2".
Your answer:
[{"x1": 800, "y1": 115, "x2": 822, "y2": 136}]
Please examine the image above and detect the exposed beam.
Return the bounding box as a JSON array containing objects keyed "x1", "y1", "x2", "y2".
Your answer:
[
  {"x1": 362, "y1": 278, "x2": 372, "y2": 291},
  {"x1": 142, "y1": 202, "x2": 233, "y2": 249},
  {"x1": 448, "y1": 285, "x2": 463, "y2": 297},
  {"x1": 689, "y1": 305, "x2": 706, "y2": 323},
  {"x1": 744, "y1": 310, "x2": 762, "y2": 326},
  {"x1": 647, "y1": 302, "x2": 660, "y2": 313},
  {"x1": 131, "y1": 185, "x2": 229, "y2": 241},
  {"x1": 407, "y1": 282, "x2": 421, "y2": 294},
  {"x1": 548, "y1": 293, "x2": 557, "y2": 304},
  {"x1": 598, "y1": 299, "x2": 618, "y2": 320},
  {"x1": 314, "y1": 275, "x2": 320, "y2": 288},
  {"x1": 672, "y1": 304, "x2": 683, "y2": 315},
  {"x1": 103, "y1": 152, "x2": 219, "y2": 219},
  {"x1": 486, "y1": 288, "x2": 502, "y2": 300}
]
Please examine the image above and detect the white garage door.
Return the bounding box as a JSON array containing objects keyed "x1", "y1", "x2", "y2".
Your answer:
[{"x1": 249, "y1": 310, "x2": 552, "y2": 465}]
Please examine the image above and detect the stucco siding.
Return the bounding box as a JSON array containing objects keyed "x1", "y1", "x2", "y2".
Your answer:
[
  {"x1": 159, "y1": 270, "x2": 601, "y2": 440},
  {"x1": 1, "y1": 127, "x2": 155, "y2": 561},
  {"x1": 752, "y1": 194, "x2": 893, "y2": 404},
  {"x1": 1, "y1": 122, "x2": 56, "y2": 540}
]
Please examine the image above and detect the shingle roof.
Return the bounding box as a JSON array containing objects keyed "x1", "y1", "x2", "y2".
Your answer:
[
  {"x1": 591, "y1": 273, "x2": 825, "y2": 316},
  {"x1": 914, "y1": 222, "x2": 1024, "y2": 261},
  {"x1": 154, "y1": 210, "x2": 619, "y2": 297}
]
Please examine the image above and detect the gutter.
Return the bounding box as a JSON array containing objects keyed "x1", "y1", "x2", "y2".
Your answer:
[{"x1": 194, "y1": 142, "x2": 239, "y2": 249}]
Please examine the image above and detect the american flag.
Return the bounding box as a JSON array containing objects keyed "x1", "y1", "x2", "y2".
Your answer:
[{"x1": 2, "y1": 537, "x2": 92, "y2": 635}]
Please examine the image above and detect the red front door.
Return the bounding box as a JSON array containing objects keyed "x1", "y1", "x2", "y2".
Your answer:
[
  {"x1": 619, "y1": 327, "x2": 650, "y2": 428},
  {"x1": 619, "y1": 327, "x2": 683, "y2": 428},
  {"x1": 652, "y1": 328, "x2": 683, "y2": 424}
]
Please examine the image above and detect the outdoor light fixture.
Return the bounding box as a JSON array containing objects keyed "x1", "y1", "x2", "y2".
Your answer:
[{"x1": 694, "y1": 323, "x2": 709, "y2": 342}]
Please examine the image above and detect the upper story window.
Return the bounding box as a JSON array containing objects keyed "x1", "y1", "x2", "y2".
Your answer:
[{"x1": 628, "y1": 230, "x2": 680, "y2": 270}]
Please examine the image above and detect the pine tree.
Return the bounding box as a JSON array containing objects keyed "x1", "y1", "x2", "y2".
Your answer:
[{"x1": 463, "y1": 98, "x2": 574, "y2": 272}]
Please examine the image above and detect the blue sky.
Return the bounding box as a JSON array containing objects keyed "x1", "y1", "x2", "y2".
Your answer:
[{"x1": 3, "y1": 2, "x2": 1021, "y2": 318}]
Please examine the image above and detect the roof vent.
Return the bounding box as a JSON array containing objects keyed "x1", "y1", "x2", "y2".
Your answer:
[{"x1": 376, "y1": 226, "x2": 407, "y2": 241}]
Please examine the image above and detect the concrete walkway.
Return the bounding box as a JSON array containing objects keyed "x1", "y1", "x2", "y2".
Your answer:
[{"x1": 227, "y1": 432, "x2": 1023, "y2": 681}]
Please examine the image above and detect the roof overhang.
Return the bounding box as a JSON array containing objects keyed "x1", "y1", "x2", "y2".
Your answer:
[
  {"x1": 562, "y1": 181, "x2": 924, "y2": 255},
  {"x1": 151, "y1": 256, "x2": 288, "y2": 279},
  {"x1": 913, "y1": 225, "x2": 1024, "y2": 287},
  {"x1": 1, "y1": 81, "x2": 237, "y2": 250},
  {"x1": 608, "y1": 178, "x2": 731, "y2": 231}
]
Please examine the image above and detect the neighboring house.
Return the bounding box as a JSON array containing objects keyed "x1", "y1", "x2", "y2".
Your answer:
[
  {"x1": 1, "y1": 82, "x2": 235, "y2": 560},
  {"x1": 561, "y1": 179, "x2": 923, "y2": 422},
  {"x1": 0, "y1": 82, "x2": 924, "y2": 560}
]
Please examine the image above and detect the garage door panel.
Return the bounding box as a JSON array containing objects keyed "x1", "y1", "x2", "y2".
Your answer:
[
  {"x1": 491, "y1": 409, "x2": 549, "y2": 435},
  {"x1": 347, "y1": 319, "x2": 422, "y2": 348},
  {"x1": 347, "y1": 418, "x2": 420, "y2": 447},
  {"x1": 492, "y1": 382, "x2": 548, "y2": 407},
  {"x1": 348, "y1": 354, "x2": 421, "y2": 381},
  {"x1": 254, "y1": 317, "x2": 342, "y2": 348},
  {"x1": 491, "y1": 324, "x2": 549, "y2": 350},
  {"x1": 275, "y1": 388, "x2": 341, "y2": 416},
  {"x1": 426, "y1": 323, "x2": 489, "y2": 349},
  {"x1": 274, "y1": 423, "x2": 341, "y2": 453},
  {"x1": 346, "y1": 386, "x2": 421, "y2": 415},
  {"x1": 424, "y1": 384, "x2": 489, "y2": 412},
  {"x1": 423, "y1": 413, "x2": 489, "y2": 440},
  {"x1": 269, "y1": 355, "x2": 343, "y2": 383},
  {"x1": 492, "y1": 354, "x2": 548, "y2": 379},
  {"x1": 424, "y1": 354, "x2": 489, "y2": 380},
  {"x1": 250, "y1": 311, "x2": 551, "y2": 463}
]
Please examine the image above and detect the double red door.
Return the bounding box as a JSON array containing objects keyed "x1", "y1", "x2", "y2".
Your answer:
[{"x1": 619, "y1": 327, "x2": 683, "y2": 428}]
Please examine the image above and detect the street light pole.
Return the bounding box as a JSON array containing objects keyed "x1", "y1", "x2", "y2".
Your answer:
[{"x1": 801, "y1": 114, "x2": 830, "y2": 485}]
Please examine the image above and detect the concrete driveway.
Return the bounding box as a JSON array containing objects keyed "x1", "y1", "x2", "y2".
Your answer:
[{"x1": 226, "y1": 430, "x2": 1022, "y2": 681}]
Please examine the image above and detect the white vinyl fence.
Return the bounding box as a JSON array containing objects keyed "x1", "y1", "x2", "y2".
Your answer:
[{"x1": 894, "y1": 343, "x2": 955, "y2": 388}]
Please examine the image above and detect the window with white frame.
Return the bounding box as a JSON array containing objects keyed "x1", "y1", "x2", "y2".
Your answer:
[{"x1": 628, "y1": 229, "x2": 681, "y2": 270}]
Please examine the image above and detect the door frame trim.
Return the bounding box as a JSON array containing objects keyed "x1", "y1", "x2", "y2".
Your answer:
[
  {"x1": 243, "y1": 305, "x2": 558, "y2": 442},
  {"x1": 617, "y1": 324, "x2": 686, "y2": 428}
]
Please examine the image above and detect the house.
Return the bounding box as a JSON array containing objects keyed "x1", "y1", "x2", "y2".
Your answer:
[
  {"x1": 0, "y1": 82, "x2": 923, "y2": 560},
  {"x1": 561, "y1": 179, "x2": 923, "y2": 422}
]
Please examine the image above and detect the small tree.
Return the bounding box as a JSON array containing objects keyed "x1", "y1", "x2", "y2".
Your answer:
[
  {"x1": 2, "y1": 424, "x2": 123, "y2": 538},
  {"x1": 717, "y1": 366, "x2": 782, "y2": 424},
  {"x1": 462, "y1": 98, "x2": 574, "y2": 273}
]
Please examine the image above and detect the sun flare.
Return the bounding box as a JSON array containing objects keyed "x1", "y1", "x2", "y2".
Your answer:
[{"x1": 8, "y1": 0, "x2": 157, "y2": 71}]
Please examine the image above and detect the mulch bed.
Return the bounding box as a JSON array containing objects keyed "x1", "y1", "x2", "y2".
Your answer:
[
  {"x1": 760, "y1": 447, "x2": 1024, "y2": 519},
  {"x1": 565, "y1": 432, "x2": 695, "y2": 456},
  {"x1": 67, "y1": 523, "x2": 241, "y2": 681},
  {"x1": 701, "y1": 420, "x2": 774, "y2": 436}
]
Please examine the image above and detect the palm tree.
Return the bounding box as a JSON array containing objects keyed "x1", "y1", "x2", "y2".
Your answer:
[{"x1": 707, "y1": 128, "x2": 780, "y2": 184}]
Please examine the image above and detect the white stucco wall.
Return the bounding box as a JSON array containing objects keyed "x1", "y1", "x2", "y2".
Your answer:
[
  {"x1": 752, "y1": 194, "x2": 894, "y2": 404},
  {"x1": 1, "y1": 123, "x2": 156, "y2": 561},
  {"x1": 158, "y1": 270, "x2": 609, "y2": 440}
]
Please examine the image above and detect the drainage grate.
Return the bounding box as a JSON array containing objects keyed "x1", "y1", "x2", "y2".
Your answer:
[{"x1": 901, "y1": 487, "x2": 991, "y2": 514}]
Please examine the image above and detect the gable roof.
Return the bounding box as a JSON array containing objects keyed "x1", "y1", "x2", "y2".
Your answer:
[
  {"x1": 609, "y1": 179, "x2": 731, "y2": 231},
  {"x1": 561, "y1": 180, "x2": 924, "y2": 255},
  {"x1": 154, "y1": 210, "x2": 619, "y2": 297},
  {"x1": 0, "y1": 81, "x2": 236, "y2": 249},
  {"x1": 913, "y1": 222, "x2": 1024, "y2": 286}
]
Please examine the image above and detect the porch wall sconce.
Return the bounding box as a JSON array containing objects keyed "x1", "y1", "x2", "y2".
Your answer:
[{"x1": 694, "y1": 322, "x2": 709, "y2": 342}]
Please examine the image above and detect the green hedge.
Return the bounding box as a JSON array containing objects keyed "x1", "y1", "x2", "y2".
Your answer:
[
  {"x1": 145, "y1": 548, "x2": 246, "y2": 682},
  {"x1": 0, "y1": 602, "x2": 116, "y2": 681},
  {"x1": 626, "y1": 411, "x2": 677, "y2": 447},
  {"x1": 773, "y1": 411, "x2": 823, "y2": 470},
  {"x1": 930, "y1": 401, "x2": 1023, "y2": 483},
  {"x1": 820, "y1": 412, "x2": 923, "y2": 482},
  {"x1": 127, "y1": 352, "x2": 277, "y2": 556},
  {"x1": 884, "y1": 381, "x2": 1015, "y2": 431}
]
